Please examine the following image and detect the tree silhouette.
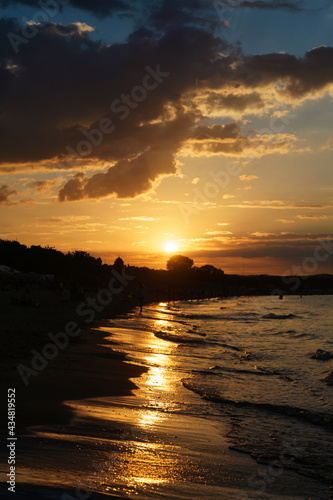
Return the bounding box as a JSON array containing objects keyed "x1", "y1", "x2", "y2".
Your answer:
[
  {"x1": 166, "y1": 255, "x2": 194, "y2": 272},
  {"x1": 198, "y1": 265, "x2": 224, "y2": 276}
]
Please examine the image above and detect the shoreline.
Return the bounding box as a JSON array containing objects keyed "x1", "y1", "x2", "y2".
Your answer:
[
  {"x1": 1, "y1": 287, "x2": 221, "y2": 432},
  {"x1": 1, "y1": 295, "x2": 151, "y2": 496},
  {"x1": 17, "y1": 324, "x2": 148, "y2": 431},
  {"x1": 1, "y1": 296, "x2": 332, "y2": 499},
  {"x1": 1, "y1": 290, "x2": 331, "y2": 431},
  {"x1": 1, "y1": 279, "x2": 160, "y2": 428}
]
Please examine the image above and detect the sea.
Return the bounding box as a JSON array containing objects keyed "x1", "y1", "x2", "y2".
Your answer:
[
  {"x1": 10, "y1": 295, "x2": 333, "y2": 500},
  {"x1": 66, "y1": 295, "x2": 333, "y2": 499}
]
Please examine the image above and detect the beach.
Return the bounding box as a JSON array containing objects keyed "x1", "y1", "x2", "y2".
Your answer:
[{"x1": 1, "y1": 293, "x2": 333, "y2": 499}]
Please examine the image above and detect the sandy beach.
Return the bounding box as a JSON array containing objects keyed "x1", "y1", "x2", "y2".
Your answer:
[{"x1": 0, "y1": 286, "x2": 148, "y2": 497}]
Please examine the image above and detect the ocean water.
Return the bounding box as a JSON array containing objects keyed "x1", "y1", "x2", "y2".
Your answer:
[{"x1": 68, "y1": 295, "x2": 333, "y2": 499}]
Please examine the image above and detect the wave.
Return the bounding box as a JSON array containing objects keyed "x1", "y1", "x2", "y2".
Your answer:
[
  {"x1": 183, "y1": 313, "x2": 222, "y2": 320},
  {"x1": 218, "y1": 342, "x2": 241, "y2": 351},
  {"x1": 218, "y1": 312, "x2": 263, "y2": 322},
  {"x1": 153, "y1": 308, "x2": 185, "y2": 317},
  {"x1": 182, "y1": 380, "x2": 333, "y2": 428},
  {"x1": 269, "y1": 330, "x2": 314, "y2": 339},
  {"x1": 262, "y1": 313, "x2": 299, "y2": 320},
  {"x1": 154, "y1": 330, "x2": 207, "y2": 344},
  {"x1": 206, "y1": 365, "x2": 293, "y2": 380},
  {"x1": 187, "y1": 329, "x2": 207, "y2": 337},
  {"x1": 138, "y1": 314, "x2": 187, "y2": 325}
]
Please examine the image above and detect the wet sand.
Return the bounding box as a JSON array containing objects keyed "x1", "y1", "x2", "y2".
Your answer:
[
  {"x1": 11, "y1": 327, "x2": 147, "y2": 431},
  {"x1": 0, "y1": 291, "x2": 149, "y2": 498}
]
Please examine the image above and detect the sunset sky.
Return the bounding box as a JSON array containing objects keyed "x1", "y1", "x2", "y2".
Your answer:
[{"x1": 1, "y1": 0, "x2": 333, "y2": 274}]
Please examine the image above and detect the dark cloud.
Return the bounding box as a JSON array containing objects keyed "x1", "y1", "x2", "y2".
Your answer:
[
  {"x1": 59, "y1": 112, "x2": 195, "y2": 200},
  {"x1": 191, "y1": 123, "x2": 242, "y2": 141},
  {"x1": 234, "y1": 46, "x2": 333, "y2": 96},
  {"x1": 28, "y1": 178, "x2": 61, "y2": 192},
  {"x1": 205, "y1": 91, "x2": 264, "y2": 113},
  {"x1": 0, "y1": 19, "x2": 231, "y2": 200},
  {"x1": 0, "y1": 184, "x2": 17, "y2": 204},
  {"x1": 190, "y1": 235, "x2": 333, "y2": 262},
  {"x1": 215, "y1": 0, "x2": 303, "y2": 11},
  {"x1": 185, "y1": 123, "x2": 297, "y2": 157},
  {"x1": 0, "y1": 20, "x2": 226, "y2": 165},
  {"x1": 28, "y1": 180, "x2": 47, "y2": 190},
  {"x1": 59, "y1": 150, "x2": 176, "y2": 201},
  {"x1": 145, "y1": 0, "x2": 221, "y2": 31},
  {"x1": 0, "y1": 11, "x2": 333, "y2": 201},
  {"x1": 0, "y1": 0, "x2": 131, "y2": 16}
]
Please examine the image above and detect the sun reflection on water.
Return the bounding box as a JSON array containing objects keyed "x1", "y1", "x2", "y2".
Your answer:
[
  {"x1": 139, "y1": 408, "x2": 162, "y2": 427},
  {"x1": 155, "y1": 319, "x2": 170, "y2": 329},
  {"x1": 107, "y1": 441, "x2": 184, "y2": 494},
  {"x1": 101, "y1": 307, "x2": 186, "y2": 494}
]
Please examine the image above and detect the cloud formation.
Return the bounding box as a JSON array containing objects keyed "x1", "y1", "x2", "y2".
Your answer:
[
  {"x1": 297, "y1": 214, "x2": 328, "y2": 219},
  {"x1": 0, "y1": 3, "x2": 333, "y2": 201},
  {"x1": 221, "y1": 1, "x2": 304, "y2": 11},
  {"x1": 187, "y1": 232, "x2": 333, "y2": 263},
  {"x1": 239, "y1": 174, "x2": 259, "y2": 181},
  {"x1": 0, "y1": 184, "x2": 17, "y2": 204},
  {"x1": 0, "y1": 0, "x2": 131, "y2": 16},
  {"x1": 59, "y1": 149, "x2": 176, "y2": 201},
  {"x1": 147, "y1": 0, "x2": 220, "y2": 31}
]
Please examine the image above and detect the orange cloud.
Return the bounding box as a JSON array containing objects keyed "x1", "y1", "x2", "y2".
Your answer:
[
  {"x1": 239, "y1": 175, "x2": 259, "y2": 181},
  {"x1": 0, "y1": 185, "x2": 17, "y2": 205}
]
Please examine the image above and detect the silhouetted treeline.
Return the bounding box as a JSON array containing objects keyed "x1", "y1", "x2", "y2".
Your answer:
[
  {"x1": 0, "y1": 239, "x2": 108, "y2": 287},
  {"x1": 1, "y1": 239, "x2": 333, "y2": 295}
]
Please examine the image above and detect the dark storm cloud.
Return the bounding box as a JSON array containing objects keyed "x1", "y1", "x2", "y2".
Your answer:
[
  {"x1": 0, "y1": 19, "x2": 230, "y2": 186},
  {"x1": 0, "y1": 0, "x2": 131, "y2": 16},
  {"x1": 145, "y1": 0, "x2": 220, "y2": 31},
  {"x1": 58, "y1": 112, "x2": 196, "y2": 200},
  {"x1": 1, "y1": 6, "x2": 333, "y2": 201},
  {"x1": 215, "y1": 0, "x2": 304, "y2": 11},
  {"x1": 235, "y1": 46, "x2": 333, "y2": 96}
]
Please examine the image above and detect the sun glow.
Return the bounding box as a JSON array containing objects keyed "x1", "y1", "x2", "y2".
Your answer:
[{"x1": 164, "y1": 242, "x2": 178, "y2": 253}]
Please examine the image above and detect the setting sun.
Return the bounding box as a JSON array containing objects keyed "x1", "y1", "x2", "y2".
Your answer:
[{"x1": 164, "y1": 242, "x2": 178, "y2": 253}]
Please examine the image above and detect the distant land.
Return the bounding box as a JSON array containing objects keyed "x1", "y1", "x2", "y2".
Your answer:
[{"x1": 1, "y1": 239, "x2": 333, "y2": 298}]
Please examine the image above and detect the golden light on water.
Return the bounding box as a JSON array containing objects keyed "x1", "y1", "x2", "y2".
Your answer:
[{"x1": 117, "y1": 330, "x2": 181, "y2": 491}]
